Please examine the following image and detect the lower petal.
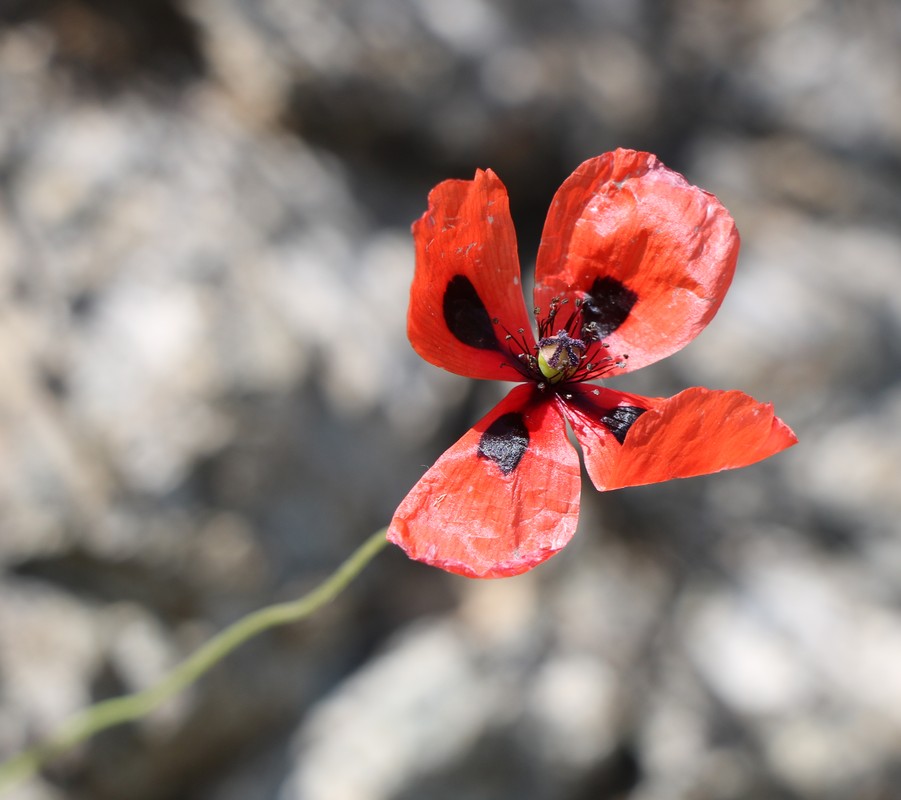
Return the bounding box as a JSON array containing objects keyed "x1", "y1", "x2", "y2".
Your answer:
[
  {"x1": 566, "y1": 386, "x2": 797, "y2": 491},
  {"x1": 388, "y1": 384, "x2": 581, "y2": 578}
]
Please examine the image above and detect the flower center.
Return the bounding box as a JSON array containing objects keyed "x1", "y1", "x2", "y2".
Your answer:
[
  {"x1": 499, "y1": 296, "x2": 629, "y2": 388},
  {"x1": 537, "y1": 330, "x2": 585, "y2": 383}
]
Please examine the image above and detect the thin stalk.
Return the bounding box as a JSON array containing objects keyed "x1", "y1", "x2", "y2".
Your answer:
[{"x1": 0, "y1": 527, "x2": 389, "y2": 794}]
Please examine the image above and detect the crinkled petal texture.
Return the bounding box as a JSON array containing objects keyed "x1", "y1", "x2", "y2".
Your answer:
[
  {"x1": 563, "y1": 385, "x2": 798, "y2": 491},
  {"x1": 535, "y1": 149, "x2": 739, "y2": 376},
  {"x1": 388, "y1": 384, "x2": 581, "y2": 578},
  {"x1": 408, "y1": 169, "x2": 535, "y2": 382}
]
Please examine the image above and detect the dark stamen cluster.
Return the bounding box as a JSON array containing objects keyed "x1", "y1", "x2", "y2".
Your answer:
[{"x1": 496, "y1": 295, "x2": 629, "y2": 388}]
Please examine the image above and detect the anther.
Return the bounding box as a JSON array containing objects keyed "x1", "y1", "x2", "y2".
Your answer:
[{"x1": 581, "y1": 321, "x2": 601, "y2": 343}]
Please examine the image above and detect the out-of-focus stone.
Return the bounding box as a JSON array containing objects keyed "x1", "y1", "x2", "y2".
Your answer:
[{"x1": 281, "y1": 620, "x2": 504, "y2": 800}]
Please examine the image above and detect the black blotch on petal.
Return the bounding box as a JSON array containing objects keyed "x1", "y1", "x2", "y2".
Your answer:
[
  {"x1": 478, "y1": 412, "x2": 529, "y2": 475},
  {"x1": 582, "y1": 276, "x2": 638, "y2": 338},
  {"x1": 443, "y1": 275, "x2": 500, "y2": 350},
  {"x1": 601, "y1": 405, "x2": 646, "y2": 444}
]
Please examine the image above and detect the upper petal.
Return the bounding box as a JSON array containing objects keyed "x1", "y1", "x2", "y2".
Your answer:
[
  {"x1": 408, "y1": 169, "x2": 535, "y2": 381},
  {"x1": 563, "y1": 385, "x2": 797, "y2": 491},
  {"x1": 388, "y1": 384, "x2": 581, "y2": 578},
  {"x1": 534, "y1": 149, "x2": 739, "y2": 375}
]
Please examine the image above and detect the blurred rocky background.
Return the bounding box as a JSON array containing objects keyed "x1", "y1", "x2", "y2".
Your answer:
[{"x1": 1, "y1": 0, "x2": 900, "y2": 798}]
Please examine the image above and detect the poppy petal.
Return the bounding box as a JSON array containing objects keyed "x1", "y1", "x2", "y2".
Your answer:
[
  {"x1": 388, "y1": 384, "x2": 581, "y2": 578},
  {"x1": 534, "y1": 149, "x2": 739, "y2": 375},
  {"x1": 564, "y1": 385, "x2": 797, "y2": 491},
  {"x1": 408, "y1": 169, "x2": 535, "y2": 382}
]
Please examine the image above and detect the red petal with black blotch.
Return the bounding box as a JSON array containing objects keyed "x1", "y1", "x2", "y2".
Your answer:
[
  {"x1": 407, "y1": 169, "x2": 535, "y2": 382},
  {"x1": 563, "y1": 385, "x2": 797, "y2": 491},
  {"x1": 534, "y1": 149, "x2": 739, "y2": 376},
  {"x1": 387, "y1": 384, "x2": 581, "y2": 578}
]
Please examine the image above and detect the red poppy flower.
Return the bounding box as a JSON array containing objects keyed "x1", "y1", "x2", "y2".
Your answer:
[{"x1": 388, "y1": 149, "x2": 797, "y2": 578}]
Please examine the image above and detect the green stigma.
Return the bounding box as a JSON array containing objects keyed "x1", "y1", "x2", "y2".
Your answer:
[{"x1": 537, "y1": 330, "x2": 586, "y2": 384}]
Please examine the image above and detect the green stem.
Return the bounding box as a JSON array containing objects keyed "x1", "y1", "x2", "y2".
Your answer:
[{"x1": 0, "y1": 527, "x2": 389, "y2": 795}]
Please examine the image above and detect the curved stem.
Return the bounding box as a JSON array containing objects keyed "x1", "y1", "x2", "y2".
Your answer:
[{"x1": 0, "y1": 527, "x2": 390, "y2": 795}]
